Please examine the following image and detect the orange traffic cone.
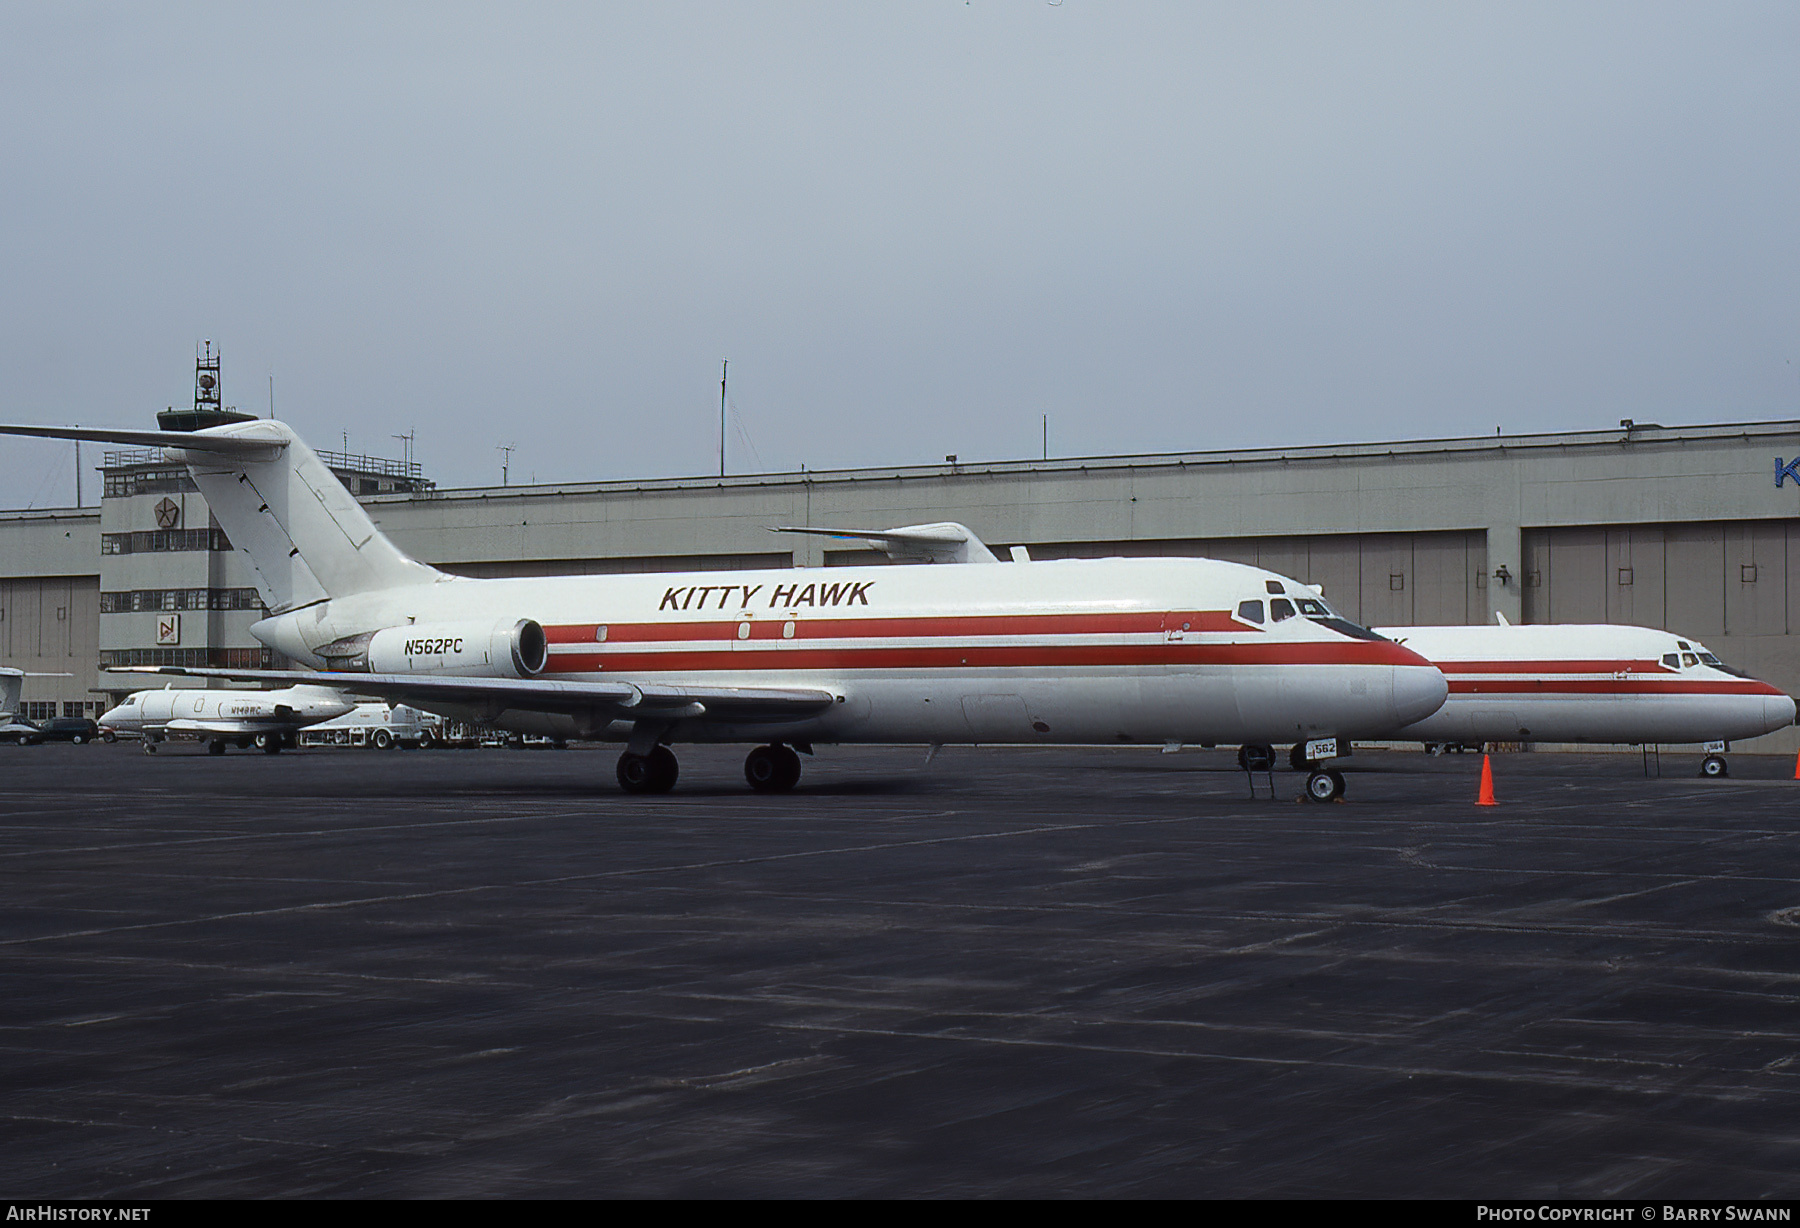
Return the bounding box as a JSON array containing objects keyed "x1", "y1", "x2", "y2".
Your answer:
[
  {"x1": 1792, "y1": 750, "x2": 1799, "y2": 781},
  {"x1": 1476, "y1": 754, "x2": 1498, "y2": 806}
]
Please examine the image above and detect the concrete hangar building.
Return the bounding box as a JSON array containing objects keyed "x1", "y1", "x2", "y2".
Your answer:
[{"x1": 5, "y1": 383, "x2": 1800, "y2": 752}]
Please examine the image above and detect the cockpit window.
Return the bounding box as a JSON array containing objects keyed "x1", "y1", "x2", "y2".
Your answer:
[
  {"x1": 1264, "y1": 580, "x2": 1285, "y2": 595},
  {"x1": 1236, "y1": 600, "x2": 1264, "y2": 624},
  {"x1": 1698, "y1": 652, "x2": 1721, "y2": 666},
  {"x1": 1270, "y1": 598, "x2": 1296, "y2": 622},
  {"x1": 1661, "y1": 653, "x2": 1680, "y2": 669},
  {"x1": 1681, "y1": 653, "x2": 1698, "y2": 667},
  {"x1": 1296, "y1": 598, "x2": 1331, "y2": 618}
]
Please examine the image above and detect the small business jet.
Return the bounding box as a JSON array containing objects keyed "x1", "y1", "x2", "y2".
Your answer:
[
  {"x1": 1376, "y1": 619, "x2": 1796, "y2": 776},
  {"x1": 98, "y1": 684, "x2": 356, "y2": 754},
  {"x1": 0, "y1": 417, "x2": 1448, "y2": 798}
]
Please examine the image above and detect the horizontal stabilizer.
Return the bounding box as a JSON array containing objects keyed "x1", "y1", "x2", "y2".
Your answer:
[
  {"x1": 770, "y1": 521, "x2": 1000, "y2": 564},
  {"x1": 0, "y1": 422, "x2": 286, "y2": 454}
]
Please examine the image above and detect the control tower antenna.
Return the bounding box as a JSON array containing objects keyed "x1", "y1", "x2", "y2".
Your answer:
[
  {"x1": 157, "y1": 341, "x2": 253, "y2": 433},
  {"x1": 720, "y1": 358, "x2": 728, "y2": 478},
  {"x1": 196, "y1": 340, "x2": 221, "y2": 413}
]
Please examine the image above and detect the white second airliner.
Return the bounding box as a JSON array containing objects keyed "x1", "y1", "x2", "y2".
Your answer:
[
  {"x1": 99, "y1": 684, "x2": 356, "y2": 754},
  {"x1": 1376, "y1": 620, "x2": 1796, "y2": 775},
  {"x1": 0, "y1": 417, "x2": 1448, "y2": 798}
]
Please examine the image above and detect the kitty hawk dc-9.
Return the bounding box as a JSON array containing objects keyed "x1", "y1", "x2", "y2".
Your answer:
[{"x1": 0, "y1": 417, "x2": 1447, "y2": 799}]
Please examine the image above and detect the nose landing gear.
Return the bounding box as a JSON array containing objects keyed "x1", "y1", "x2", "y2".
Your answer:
[{"x1": 1304, "y1": 769, "x2": 1347, "y2": 803}]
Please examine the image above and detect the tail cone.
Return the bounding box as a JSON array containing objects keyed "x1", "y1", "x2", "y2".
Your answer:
[{"x1": 1476, "y1": 754, "x2": 1498, "y2": 806}]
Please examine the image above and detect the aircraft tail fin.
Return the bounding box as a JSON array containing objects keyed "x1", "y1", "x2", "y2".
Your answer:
[
  {"x1": 0, "y1": 420, "x2": 441, "y2": 611},
  {"x1": 0, "y1": 668, "x2": 72, "y2": 718}
]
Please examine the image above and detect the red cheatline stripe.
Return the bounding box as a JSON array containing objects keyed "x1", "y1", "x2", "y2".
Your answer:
[
  {"x1": 1448, "y1": 679, "x2": 1782, "y2": 696},
  {"x1": 544, "y1": 611, "x2": 1246, "y2": 645},
  {"x1": 1438, "y1": 659, "x2": 1663, "y2": 674},
  {"x1": 545, "y1": 641, "x2": 1424, "y2": 674}
]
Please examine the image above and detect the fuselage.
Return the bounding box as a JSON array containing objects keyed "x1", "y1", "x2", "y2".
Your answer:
[
  {"x1": 99, "y1": 685, "x2": 356, "y2": 734},
  {"x1": 1376, "y1": 623, "x2": 1795, "y2": 745},
  {"x1": 251, "y1": 556, "x2": 1448, "y2": 746}
]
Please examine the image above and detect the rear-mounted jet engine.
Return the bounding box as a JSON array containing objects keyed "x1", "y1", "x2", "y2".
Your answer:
[{"x1": 316, "y1": 618, "x2": 548, "y2": 678}]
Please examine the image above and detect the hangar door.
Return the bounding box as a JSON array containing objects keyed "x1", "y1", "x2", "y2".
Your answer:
[{"x1": 1521, "y1": 520, "x2": 1800, "y2": 637}]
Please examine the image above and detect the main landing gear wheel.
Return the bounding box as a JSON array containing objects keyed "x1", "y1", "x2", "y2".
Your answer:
[
  {"x1": 142, "y1": 739, "x2": 158, "y2": 754},
  {"x1": 255, "y1": 733, "x2": 282, "y2": 755},
  {"x1": 1304, "y1": 769, "x2": 1346, "y2": 803},
  {"x1": 744, "y1": 744, "x2": 803, "y2": 793},
  {"x1": 617, "y1": 745, "x2": 679, "y2": 794},
  {"x1": 207, "y1": 740, "x2": 227, "y2": 756},
  {"x1": 1237, "y1": 744, "x2": 1275, "y2": 772},
  {"x1": 1701, "y1": 754, "x2": 1729, "y2": 778}
]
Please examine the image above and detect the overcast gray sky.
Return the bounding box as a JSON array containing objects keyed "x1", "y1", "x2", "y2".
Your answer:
[{"x1": 2, "y1": 2, "x2": 1797, "y2": 508}]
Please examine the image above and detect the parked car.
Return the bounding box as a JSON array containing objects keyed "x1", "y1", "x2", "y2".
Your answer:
[
  {"x1": 0, "y1": 716, "x2": 43, "y2": 744},
  {"x1": 1, "y1": 716, "x2": 99, "y2": 745}
]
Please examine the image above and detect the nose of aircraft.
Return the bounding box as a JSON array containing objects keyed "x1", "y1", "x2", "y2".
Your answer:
[
  {"x1": 1391, "y1": 653, "x2": 1450, "y2": 727},
  {"x1": 98, "y1": 703, "x2": 128, "y2": 728}
]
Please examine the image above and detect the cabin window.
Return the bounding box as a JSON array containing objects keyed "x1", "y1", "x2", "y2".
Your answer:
[
  {"x1": 1236, "y1": 600, "x2": 1264, "y2": 624},
  {"x1": 1270, "y1": 598, "x2": 1296, "y2": 622}
]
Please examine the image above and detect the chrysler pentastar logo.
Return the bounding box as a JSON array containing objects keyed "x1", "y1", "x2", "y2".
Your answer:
[{"x1": 153, "y1": 497, "x2": 180, "y2": 529}]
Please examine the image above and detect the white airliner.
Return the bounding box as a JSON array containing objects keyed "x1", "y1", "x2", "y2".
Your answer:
[
  {"x1": 98, "y1": 684, "x2": 356, "y2": 754},
  {"x1": 1376, "y1": 620, "x2": 1796, "y2": 776},
  {"x1": 0, "y1": 418, "x2": 1448, "y2": 798}
]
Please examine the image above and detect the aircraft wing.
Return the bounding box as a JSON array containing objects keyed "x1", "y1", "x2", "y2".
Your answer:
[
  {"x1": 164, "y1": 717, "x2": 311, "y2": 736},
  {"x1": 770, "y1": 521, "x2": 1000, "y2": 564},
  {"x1": 105, "y1": 667, "x2": 837, "y2": 721}
]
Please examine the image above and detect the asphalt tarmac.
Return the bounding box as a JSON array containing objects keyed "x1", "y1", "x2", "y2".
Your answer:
[{"x1": 3, "y1": 740, "x2": 1800, "y2": 1198}]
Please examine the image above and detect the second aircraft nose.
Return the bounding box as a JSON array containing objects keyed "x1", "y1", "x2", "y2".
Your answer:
[{"x1": 1766, "y1": 692, "x2": 1798, "y2": 733}]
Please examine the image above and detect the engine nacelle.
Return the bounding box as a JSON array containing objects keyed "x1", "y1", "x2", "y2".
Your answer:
[{"x1": 320, "y1": 618, "x2": 548, "y2": 678}]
